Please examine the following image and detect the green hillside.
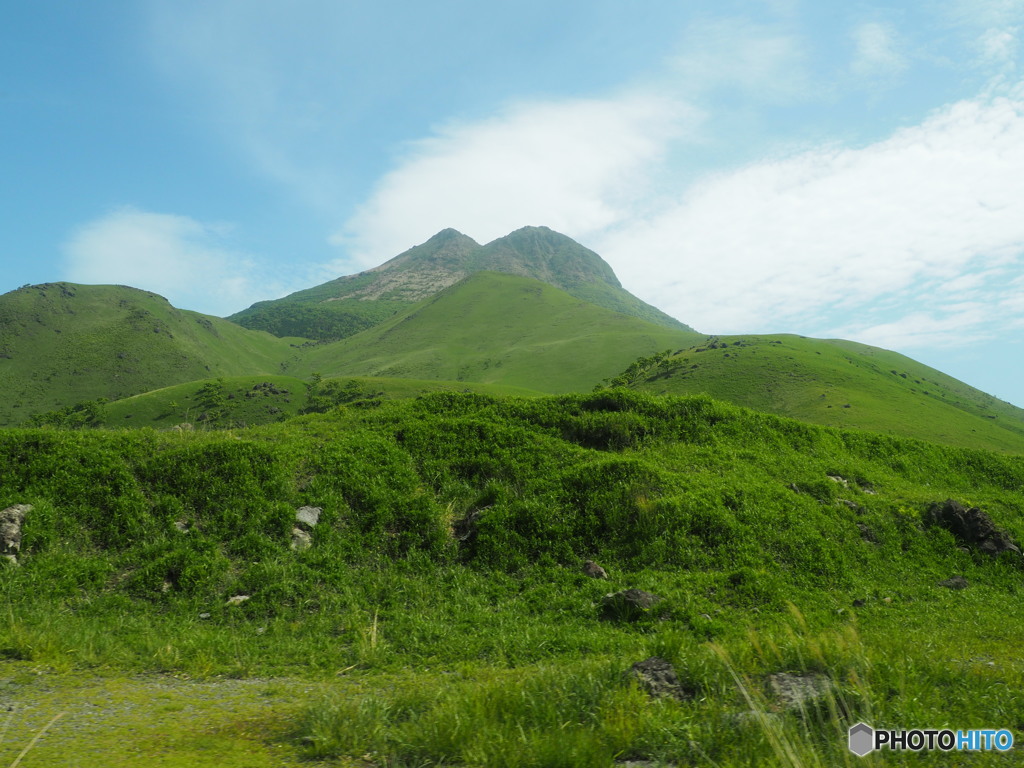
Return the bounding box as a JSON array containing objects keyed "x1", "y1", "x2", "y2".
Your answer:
[
  {"x1": 0, "y1": 283, "x2": 303, "y2": 426},
  {"x1": 1, "y1": 391, "x2": 1023, "y2": 765},
  {"x1": 292, "y1": 271, "x2": 700, "y2": 392},
  {"x1": 620, "y1": 334, "x2": 1024, "y2": 453},
  {"x1": 89, "y1": 374, "x2": 545, "y2": 429},
  {"x1": 229, "y1": 226, "x2": 692, "y2": 341}
]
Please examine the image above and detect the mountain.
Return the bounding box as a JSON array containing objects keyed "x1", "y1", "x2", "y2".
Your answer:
[
  {"x1": 228, "y1": 226, "x2": 692, "y2": 341},
  {"x1": 0, "y1": 282, "x2": 301, "y2": 426},
  {"x1": 4, "y1": 229, "x2": 1024, "y2": 454},
  {"x1": 290, "y1": 271, "x2": 700, "y2": 393}
]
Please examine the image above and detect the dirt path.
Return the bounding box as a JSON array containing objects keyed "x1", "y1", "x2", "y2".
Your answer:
[{"x1": 0, "y1": 662, "x2": 338, "y2": 767}]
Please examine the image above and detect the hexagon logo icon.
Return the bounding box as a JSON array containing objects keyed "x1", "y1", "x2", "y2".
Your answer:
[{"x1": 849, "y1": 722, "x2": 874, "y2": 756}]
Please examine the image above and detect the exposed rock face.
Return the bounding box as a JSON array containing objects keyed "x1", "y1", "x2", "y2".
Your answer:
[
  {"x1": 926, "y1": 499, "x2": 1020, "y2": 556},
  {"x1": 583, "y1": 560, "x2": 608, "y2": 579},
  {"x1": 0, "y1": 504, "x2": 32, "y2": 565},
  {"x1": 599, "y1": 589, "x2": 662, "y2": 621},
  {"x1": 627, "y1": 657, "x2": 692, "y2": 701}
]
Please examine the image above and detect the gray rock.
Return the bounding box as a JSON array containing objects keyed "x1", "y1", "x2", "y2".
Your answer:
[
  {"x1": 295, "y1": 506, "x2": 321, "y2": 529},
  {"x1": 173, "y1": 520, "x2": 189, "y2": 533},
  {"x1": 583, "y1": 560, "x2": 608, "y2": 579},
  {"x1": 766, "y1": 672, "x2": 832, "y2": 711},
  {"x1": 600, "y1": 589, "x2": 662, "y2": 621},
  {"x1": 827, "y1": 475, "x2": 849, "y2": 486},
  {"x1": 290, "y1": 527, "x2": 312, "y2": 552},
  {"x1": 226, "y1": 594, "x2": 251, "y2": 606},
  {"x1": 626, "y1": 656, "x2": 692, "y2": 701},
  {"x1": 938, "y1": 575, "x2": 969, "y2": 590},
  {"x1": 0, "y1": 504, "x2": 32, "y2": 564}
]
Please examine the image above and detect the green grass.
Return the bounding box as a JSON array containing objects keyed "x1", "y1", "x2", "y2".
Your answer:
[{"x1": 0, "y1": 390, "x2": 1022, "y2": 763}]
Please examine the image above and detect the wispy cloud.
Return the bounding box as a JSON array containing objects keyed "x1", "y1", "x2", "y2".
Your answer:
[
  {"x1": 61, "y1": 207, "x2": 300, "y2": 316},
  {"x1": 851, "y1": 22, "x2": 907, "y2": 79},
  {"x1": 667, "y1": 18, "x2": 808, "y2": 100}
]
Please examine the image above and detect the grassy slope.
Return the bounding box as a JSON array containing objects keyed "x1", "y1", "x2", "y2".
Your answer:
[
  {"x1": 293, "y1": 272, "x2": 700, "y2": 392},
  {"x1": 631, "y1": 334, "x2": 1024, "y2": 453},
  {"x1": 0, "y1": 283, "x2": 304, "y2": 426},
  {"x1": 0, "y1": 390, "x2": 1023, "y2": 765},
  {"x1": 98, "y1": 374, "x2": 545, "y2": 428}
]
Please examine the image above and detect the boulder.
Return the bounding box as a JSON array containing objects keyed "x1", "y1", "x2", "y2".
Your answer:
[
  {"x1": 626, "y1": 656, "x2": 692, "y2": 701},
  {"x1": 0, "y1": 504, "x2": 32, "y2": 564},
  {"x1": 600, "y1": 589, "x2": 662, "y2": 621},
  {"x1": 926, "y1": 500, "x2": 1020, "y2": 556},
  {"x1": 295, "y1": 506, "x2": 321, "y2": 529},
  {"x1": 583, "y1": 560, "x2": 608, "y2": 579}
]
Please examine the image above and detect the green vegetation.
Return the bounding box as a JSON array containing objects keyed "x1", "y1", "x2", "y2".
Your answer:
[
  {"x1": 292, "y1": 272, "x2": 699, "y2": 393},
  {"x1": 1, "y1": 390, "x2": 1022, "y2": 765}
]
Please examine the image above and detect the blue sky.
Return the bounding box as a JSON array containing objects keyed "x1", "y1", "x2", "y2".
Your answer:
[{"x1": 3, "y1": 1, "x2": 1024, "y2": 407}]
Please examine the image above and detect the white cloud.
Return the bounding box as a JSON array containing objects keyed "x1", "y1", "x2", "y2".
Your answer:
[
  {"x1": 851, "y1": 22, "x2": 907, "y2": 79},
  {"x1": 62, "y1": 207, "x2": 295, "y2": 316},
  {"x1": 594, "y1": 90, "x2": 1024, "y2": 342},
  {"x1": 335, "y1": 93, "x2": 701, "y2": 268}
]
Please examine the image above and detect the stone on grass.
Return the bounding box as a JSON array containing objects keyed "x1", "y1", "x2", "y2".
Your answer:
[
  {"x1": 290, "y1": 527, "x2": 312, "y2": 552},
  {"x1": 0, "y1": 504, "x2": 32, "y2": 565},
  {"x1": 938, "y1": 575, "x2": 969, "y2": 590},
  {"x1": 626, "y1": 656, "x2": 692, "y2": 701},
  {"x1": 295, "y1": 506, "x2": 321, "y2": 529},
  {"x1": 226, "y1": 594, "x2": 251, "y2": 606},
  {"x1": 583, "y1": 560, "x2": 608, "y2": 579},
  {"x1": 766, "y1": 672, "x2": 832, "y2": 711},
  {"x1": 600, "y1": 589, "x2": 662, "y2": 621}
]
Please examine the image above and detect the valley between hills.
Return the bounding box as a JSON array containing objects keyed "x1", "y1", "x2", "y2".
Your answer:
[{"x1": 1, "y1": 226, "x2": 1023, "y2": 766}]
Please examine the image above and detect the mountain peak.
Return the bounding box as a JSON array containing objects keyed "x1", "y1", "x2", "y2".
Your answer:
[{"x1": 229, "y1": 225, "x2": 692, "y2": 340}]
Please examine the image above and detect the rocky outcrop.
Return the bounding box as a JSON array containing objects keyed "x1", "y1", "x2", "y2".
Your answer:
[
  {"x1": 926, "y1": 500, "x2": 1020, "y2": 556},
  {"x1": 0, "y1": 504, "x2": 32, "y2": 565}
]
